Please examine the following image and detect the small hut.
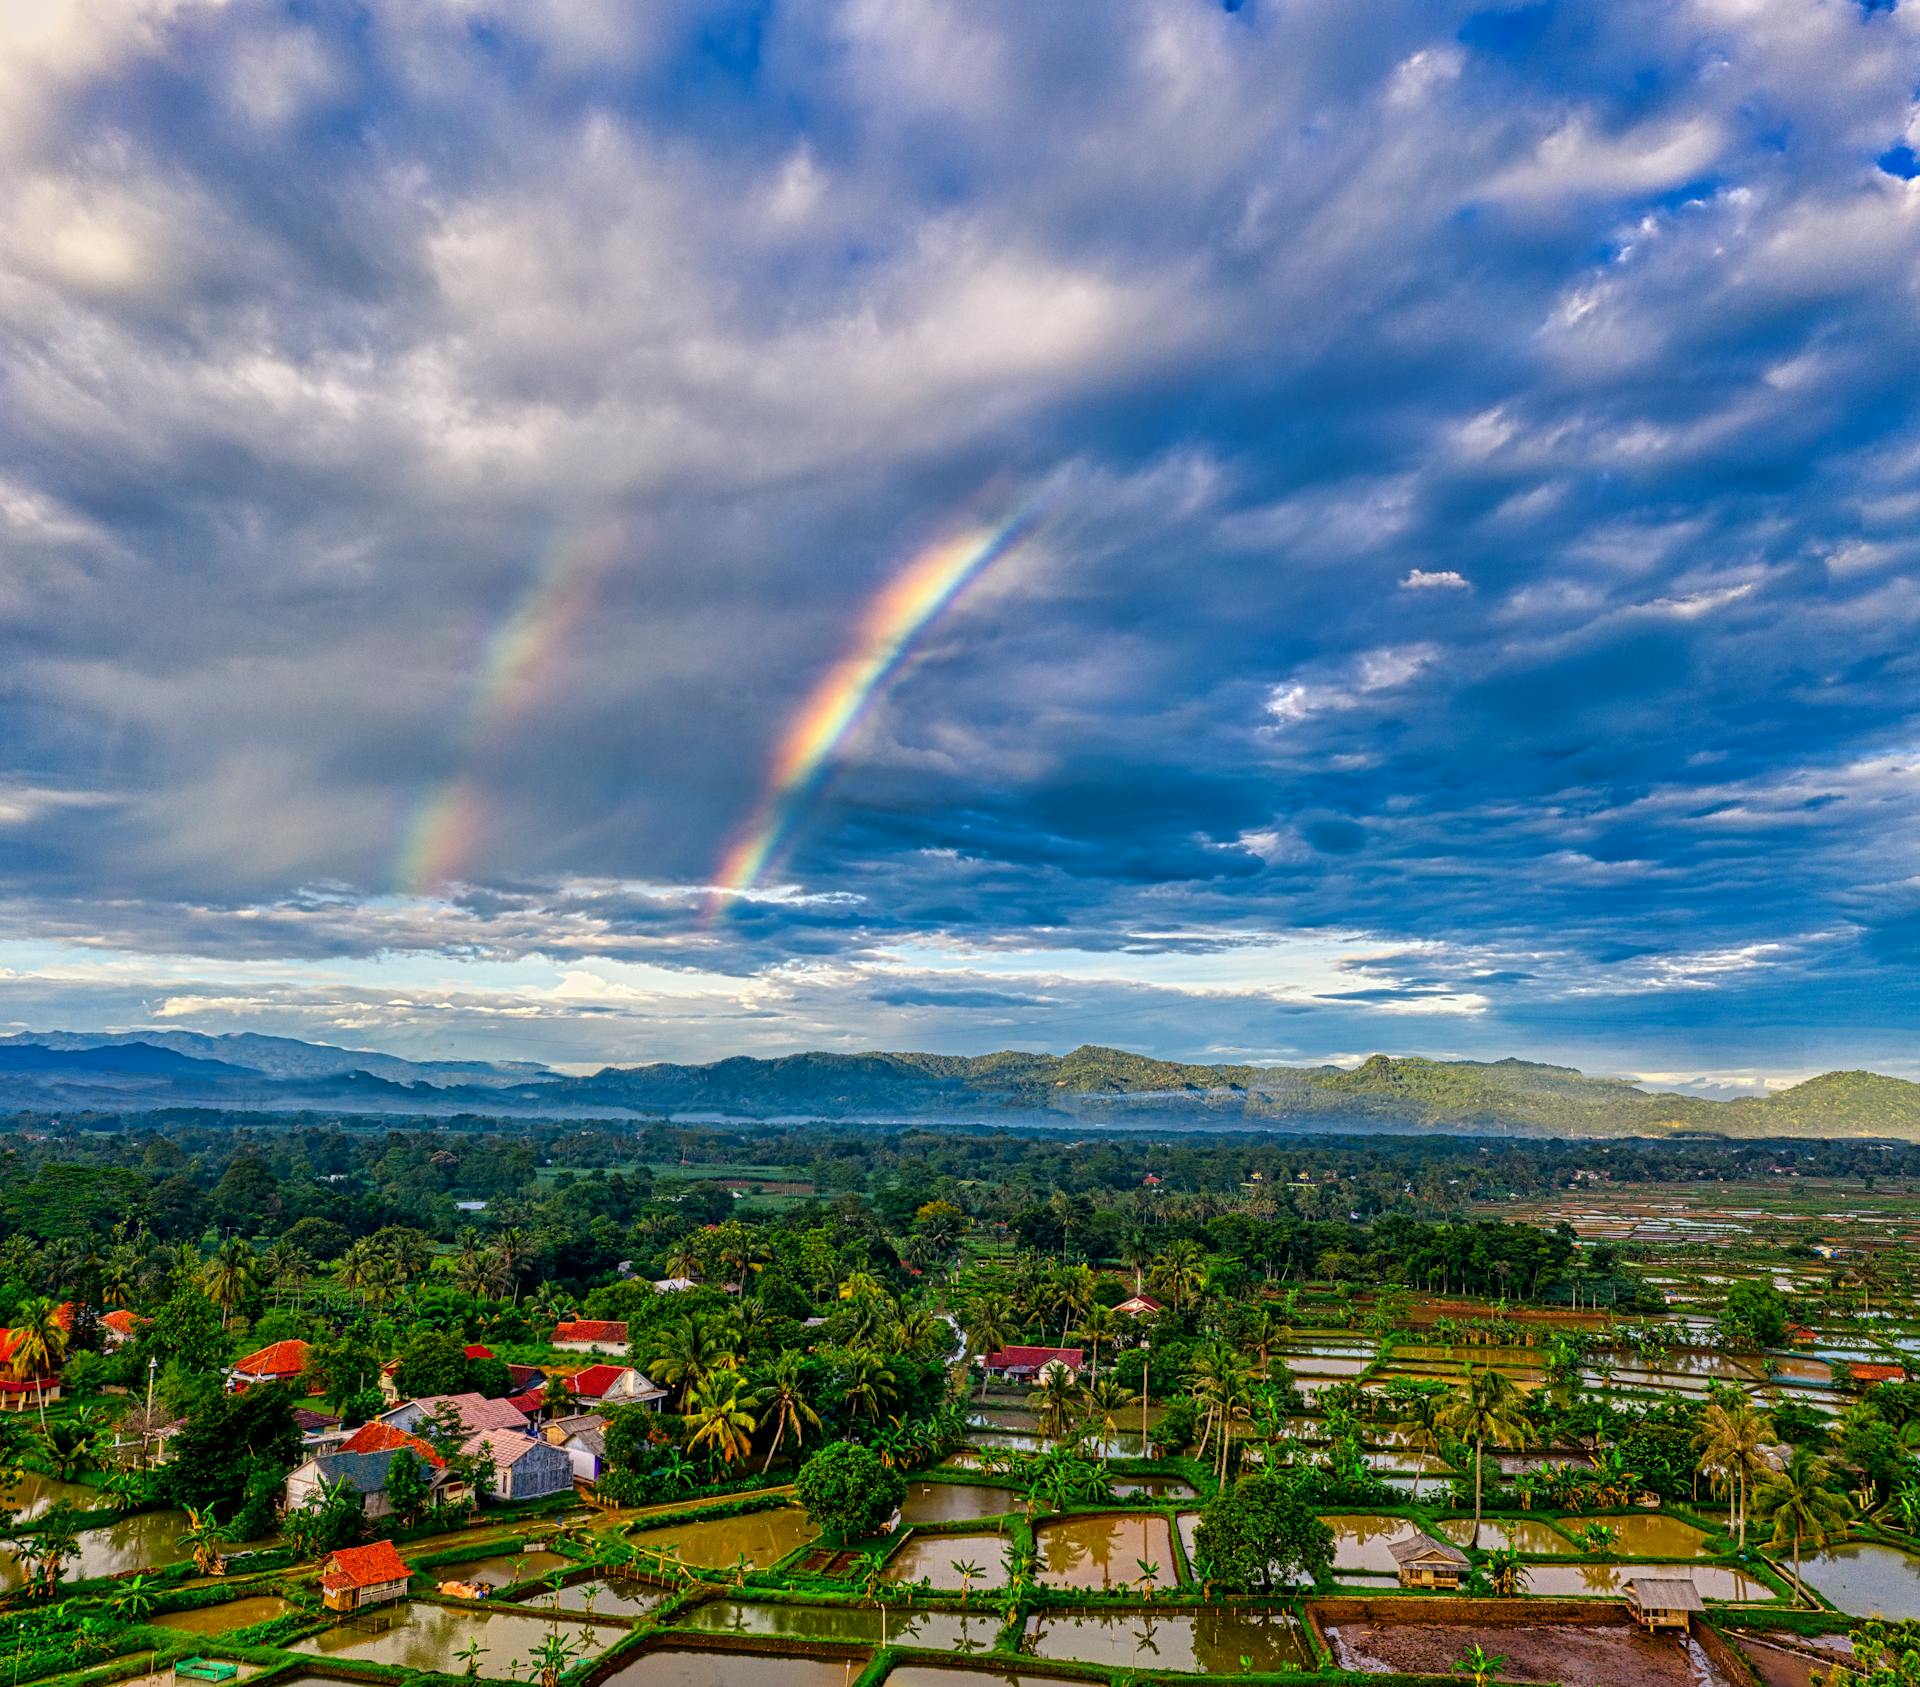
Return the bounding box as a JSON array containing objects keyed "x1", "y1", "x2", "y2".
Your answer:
[
  {"x1": 1389, "y1": 1533, "x2": 1470, "y2": 1591},
  {"x1": 320, "y1": 1541, "x2": 412, "y2": 1613},
  {"x1": 1627, "y1": 1577, "x2": 1703, "y2": 1633}
]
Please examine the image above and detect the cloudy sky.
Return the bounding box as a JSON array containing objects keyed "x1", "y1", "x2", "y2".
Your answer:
[{"x1": 3, "y1": 0, "x2": 1919, "y2": 1087}]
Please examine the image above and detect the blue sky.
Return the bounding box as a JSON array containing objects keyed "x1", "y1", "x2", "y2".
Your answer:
[{"x1": 2, "y1": 1, "x2": 1919, "y2": 1088}]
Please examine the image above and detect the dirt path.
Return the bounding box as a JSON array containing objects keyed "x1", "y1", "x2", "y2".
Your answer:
[{"x1": 1325, "y1": 1620, "x2": 1729, "y2": 1687}]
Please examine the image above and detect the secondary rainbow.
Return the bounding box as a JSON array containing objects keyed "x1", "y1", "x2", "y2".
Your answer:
[
  {"x1": 394, "y1": 523, "x2": 625, "y2": 894},
  {"x1": 710, "y1": 497, "x2": 1045, "y2": 906}
]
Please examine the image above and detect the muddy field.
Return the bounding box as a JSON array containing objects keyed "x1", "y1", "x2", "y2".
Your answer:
[{"x1": 1323, "y1": 1619, "x2": 1736, "y2": 1687}]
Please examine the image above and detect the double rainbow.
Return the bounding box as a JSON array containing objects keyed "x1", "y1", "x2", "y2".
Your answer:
[{"x1": 710, "y1": 496, "x2": 1044, "y2": 907}]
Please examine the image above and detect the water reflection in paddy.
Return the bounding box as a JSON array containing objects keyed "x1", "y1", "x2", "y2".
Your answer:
[
  {"x1": 1110, "y1": 1475, "x2": 1196, "y2": 1500},
  {"x1": 0, "y1": 1509, "x2": 194, "y2": 1591},
  {"x1": 1520, "y1": 1564, "x2": 1773, "y2": 1600},
  {"x1": 900, "y1": 1483, "x2": 1020, "y2": 1524},
  {"x1": 883, "y1": 1532, "x2": 1009, "y2": 1591},
  {"x1": 1580, "y1": 1515, "x2": 1711, "y2": 1557},
  {"x1": 596, "y1": 1647, "x2": 859, "y2": 1687},
  {"x1": 684, "y1": 1600, "x2": 1002, "y2": 1652},
  {"x1": 153, "y1": 1597, "x2": 294, "y2": 1634},
  {"x1": 1025, "y1": 1606, "x2": 1313, "y2": 1673},
  {"x1": 442, "y1": 1550, "x2": 569, "y2": 1586},
  {"x1": 292, "y1": 1602, "x2": 622, "y2": 1667},
  {"x1": 629, "y1": 1508, "x2": 814, "y2": 1570},
  {"x1": 1438, "y1": 1518, "x2": 1576, "y2": 1554},
  {"x1": 1798, "y1": 1544, "x2": 1920, "y2": 1618},
  {"x1": 1, "y1": 1472, "x2": 110, "y2": 1520},
  {"x1": 1034, "y1": 1515, "x2": 1173, "y2": 1591},
  {"x1": 1322, "y1": 1514, "x2": 1420, "y2": 1575},
  {"x1": 524, "y1": 1577, "x2": 669, "y2": 1618},
  {"x1": 885, "y1": 1670, "x2": 1059, "y2": 1687}
]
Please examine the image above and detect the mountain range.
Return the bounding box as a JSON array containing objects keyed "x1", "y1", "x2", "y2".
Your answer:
[{"x1": 1, "y1": 1030, "x2": 1919, "y2": 1138}]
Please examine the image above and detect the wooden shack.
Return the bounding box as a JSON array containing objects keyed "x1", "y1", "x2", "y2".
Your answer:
[
  {"x1": 1388, "y1": 1532, "x2": 1470, "y2": 1591},
  {"x1": 320, "y1": 1540, "x2": 412, "y2": 1613},
  {"x1": 1627, "y1": 1576, "x2": 1704, "y2": 1633}
]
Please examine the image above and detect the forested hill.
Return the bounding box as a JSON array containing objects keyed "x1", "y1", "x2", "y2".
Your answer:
[{"x1": 4, "y1": 1030, "x2": 1919, "y2": 1137}]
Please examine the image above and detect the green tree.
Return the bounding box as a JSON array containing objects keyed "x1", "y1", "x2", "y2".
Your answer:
[
  {"x1": 1755, "y1": 1449, "x2": 1852, "y2": 1605},
  {"x1": 1439, "y1": 1365, "x2": 1533, "y2": 1545},
  {"x1": 794, "y1": 1442, "x2": 906, "y2": 1543},
  {"x1": 385, "y1": 1448, "x2": 432, "y2": 1524},
  {"x1": 753, "y1": 1350, "x2": 822, "y2": 1474},
  {"x1": 1718, "y1": 1282, "x2": 1790, "y2": 1350},
  {"x1": 1191, "y1": 1473, "x2": 1335, "y2": 1594}
]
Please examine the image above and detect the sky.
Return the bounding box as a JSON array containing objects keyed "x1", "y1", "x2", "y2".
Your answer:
[{"x1": 2, "y1": 1, "x2": 1920, "y2": 1091}]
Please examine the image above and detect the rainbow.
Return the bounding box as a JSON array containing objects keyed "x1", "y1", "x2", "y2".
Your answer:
[
  {"x1": 394, "y1": 523, "x2": 626, "y2": 894},
  {"x1": 710, "y1": 494, "x2": 1046, "y2": 909}
]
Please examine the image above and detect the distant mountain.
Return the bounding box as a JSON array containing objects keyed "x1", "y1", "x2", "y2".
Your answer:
[{"x1": 1, "y1": 1030, "x2": 1918, "y2": 1138}]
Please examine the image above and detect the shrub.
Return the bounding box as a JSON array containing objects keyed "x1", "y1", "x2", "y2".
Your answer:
[{"x1": 794, "y1": 1442, "x2": 904, "y2": 1542}]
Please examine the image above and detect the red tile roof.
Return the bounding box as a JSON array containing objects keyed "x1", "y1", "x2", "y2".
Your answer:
[
  {"x1": 340, "y1": 1421, "x2": 447, "y2": 1467},
  {"x1": 567, "y1": 1364, "x2": 630, "y2": 1399},
  {"x1": 1853, "y1": 1362, "x2": 1907, "y2": 1383},
  {"x1": 102, "y1": 1310, "x2": 140, "y2": 1336},
  {"x1": 463, "y1": 1343, "x2": 494, "y2": 1360},
  {"x1": 232, "y1": 1338, "x2": 311, "y2": 1378},
  {"x1": 506, "y1": 1364, "x2": 545, "y2": 1390},
  {"x1": 983, "y1": 1345, "x2": 1083, "y2": 1371},
  {"x1": 322, "y1": 1540, "x2": 411, "y2": 1591},
  {"x1": 552, "y1": 1319, "x2": 627, "y2": 1344},
  {"x1": 505, "y1": 1387, "x2": 546, "y2": 1416}
]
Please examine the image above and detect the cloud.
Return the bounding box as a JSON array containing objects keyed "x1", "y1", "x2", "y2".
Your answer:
[{"x1": 0, "y1": 0, "x2": 1915, "y2": 1077}]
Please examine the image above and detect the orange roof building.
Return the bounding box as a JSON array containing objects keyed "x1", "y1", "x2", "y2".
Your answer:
[{"x1": 320, "y1": 1541, "x2": 412, "y2": 1611}]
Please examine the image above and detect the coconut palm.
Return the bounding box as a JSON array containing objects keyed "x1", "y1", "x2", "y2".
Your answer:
[
  {"x1": 1028, "y1": 1362, "x2": 1083, "y2": 1443},
  {"x1": 841, "y1": 1350, "x2": 898, "y2": 1429},
  {"x1": 647, "y1": 1315, "x2": 739, "y2": 1410},
  {"x1": 963, "y1": 1295, "x2": 1019, "y2": 1400},
  {"x1": 1695, "y1": 1392, "x2": 1773, "y2": 1548},
  {"x1": 661, "y1": 1241, "x2": 703, "y2": 1284},
  {"x1": 1071, "y1": 1304, "x2": 1121, "y2": 1380},
  {"x1": 753, "y1": 1351, "x2": 822, "y2": 1474},
  {"x1": 1083, "y1": 1377, "x2": 1137, "y2": 1439},
  {"x1": 1438, "y1": 1365, "x2": 1533, "y2": 1546},
  {"x1": 494, "y1": 1226, "x2": 531, "y2": 1303},
  {"x1": 202, "y1": 1238, "x2": 260, "y2": 1328},
  {"x1": 1402, "y1": 1392, "x2": 1446, "y2": 1506},
  {"x1": 684, "y1": 1371, "x2": 764, "y2": 1468},
  {"x1": 1149, "y1": 1239, "x2": 1207, "y2": 1314},
  {"x1": 1755, "y1": 1449, "x2": 1852, "y2": 1605},
  {"x1": 1192, "y1": 1339, "x2": 1257, "y2": 1484},
  {"x1": 5, "y1": 1296, "x2": 68, "y2": 1427}
]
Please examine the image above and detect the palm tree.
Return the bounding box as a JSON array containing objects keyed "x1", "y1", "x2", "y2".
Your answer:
[
  {"x1": 1028, "y1": 1362, "x2": 1083, "y2": 1443},
  {"x1": 1083, "y1": 1377, "x2": 1137, "y2": 1439},
  {"x1": 494, "y1": 1227, "x2": 531, "y2": 1303},
  {"x1": 1243, "y1": 1305, "x2": 1287, "y2": 1375},
  {"x1": 1149, "y1": 1240, "x2": 1207, "y2": 1314},
  {"x1": 963, "y1": 1295, "x2": 1019, "y2": 1400},
  {"x1": 1695, "y1": 1392, "x2": 1773, "y2": 1548},
  {"x1": 1191, "y1": 1339, "x2": 1257, "y2": 1484},
  {"x1": 647, "y1": 1315, "x2": 739, "y2": 1410},
  {"x1": 5, "y1": 1296, "x2": 68, "y2": 1427},
  {"x1": 842, "y1": 1350, "x2": 898, "y2": 1430},
  {"x1": 684, "y1": 1371, "x2": 764, "y2": 1468},
  {"x1": 753, "y1": 1351, "x2": 822, "y2": 1474},
  {"x1": 662, "y1": 1241, "x2": 703, "y2": 1284},
  {"x1": 202, "y1": 1238, "x2": 259, "y2": 1328},
  {"x1": 1071, "y1": 1304, "x2": 1121, "y2": 1380},
  {"x1": 453, "y1": 1232, "x2": 492, "y2": 1298},
  {"x1": 1755, "y1": 1450, "x2": 1851, "y2": 1605},
  {"x1": 1402, "y1": 1393, "x2": 1446, "y2": 1506},
  {"x1": 1438, "y1": 1366, "x2": 1533, "y2": 1545}
]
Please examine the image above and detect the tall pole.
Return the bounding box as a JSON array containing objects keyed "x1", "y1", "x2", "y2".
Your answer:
[
  {"x1": 145, "y1": 1356, "x2": 158, "y2": 1466},
  {"x1": 1141, "y1": 1345, "x2": 1149, "y2": 1452}
]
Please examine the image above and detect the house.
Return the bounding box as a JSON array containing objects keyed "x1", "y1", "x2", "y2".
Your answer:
[
  {"x1": 293, "y1": 1406, "x2": 348, "y2": 1453},
  {"x1": 101, "y1": 1310, "x2": 141, "y2": 1349},
  {"x1": 286, "y1": 1424, "x2": 465, "y2": 1521},
  {"x1": 320, "y1": 1541, "x2": 412, "y2": 1612},
  {"x1": 227, "y1": 1339, "x2": 311, "y2": 1392},
  {"x1": 0, "y1": 1325, "x2": 62, "y2": 1412},
  {"x1": 566, "y1": 1364, "x2": 668, "y2": 1409},
  {"x1": 505, "y1": 1386, "x2": 550, "y2": 1422},
  {"x1": 505, "y1": 1363, "x2": 545, "y2": 1393},
  {"x1": 980, "y1": 1345, "x2": 1084, "y2": 1383},
  {"x1": 462, "y1": 1428, "x2": 575, "y2": 1501},
  {"x1": 544, "y1": 1412, "x2": 609, "y2": 1482},
  {"x1": 1851, "y1": 1362, "x2": 1907, "y2": 1386},
  {"x1": 1786, "y1": 1324, "x2": 1817, "y2": 1347},
  {"x1": 1114, "y1": 1294, "x2": 1164, "y2": 1319},
  {"x1": 1389, "y1": 1533, "x2": 1470, "y2": 1591},
  {"x1": 551, "y1": 1318, "x2": 631, "y2": 1355},
  {"x1": 1627, "y1": 1577, "x2": 1703, "y2": 1633},
  {"x1": 463, "y1": 1343, "x2": 495, "y2": 1362},
  {"x1": 653, "y1": 1278, "x2": 700, "y2": 1294},
  {"x1": 381, "y1": 1392, "x2": 531, "y2": 1440}
]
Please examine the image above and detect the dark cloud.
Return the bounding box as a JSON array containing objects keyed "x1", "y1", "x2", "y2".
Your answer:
[{"x1": 0, "y1": 1, "x2": 1916, "y2": 1078}]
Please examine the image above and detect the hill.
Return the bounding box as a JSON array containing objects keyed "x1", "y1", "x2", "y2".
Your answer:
[{"x1": 0, "y1": 1030, "x2": 1916, "y2": 1138}]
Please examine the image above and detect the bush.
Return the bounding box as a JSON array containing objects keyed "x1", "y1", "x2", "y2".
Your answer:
[{"x1": 794, "y1": 1442, "x2": 905, "y2": 1542}]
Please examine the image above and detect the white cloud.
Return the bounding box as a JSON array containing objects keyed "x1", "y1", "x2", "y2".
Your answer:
[{"x1": 1400, "y1": 568, "x2": 1470, "y2": 592}]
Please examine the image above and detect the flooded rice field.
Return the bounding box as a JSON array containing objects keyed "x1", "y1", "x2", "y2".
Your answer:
[
  {"x1": 292, "y1": 1602, "x2": 622, "y2": 1668},
  {"x1": 1322, "y1": 1514, "x2": 1419, "y2": 1575},
  {"x1": 899, "y1": 1482, "x2": 1021, "y2": 1523},
  {"x1": 1797, "y1": 1542, "x2": 1920, "y2": 1618},
  {"x1": 596, "y1": 1647, "x2": 859, "y2": 1687},
  {"x1": 443, "y1": 1549, "x2": 570, "y2": 1586},
  {"x1": 153, "y1": 1597, "x2": 295, "y2": 1634},
  {"x1": 1025, "y1": 1606, "x2": 1313, "y2": 1672},
  {"x1": 0, "y1": 1508, "x2": 194, "y2": 1591},
  {"x1": 1578, "y1": 1514, "x2": 1712, "y2": 1557},
  {"x1": 684, "y1": 1599, "x2": 1002, "y2": 1651},
  {"x1": 1325, "y1": 1618, "x2": 1740, "y2": 1687},
  {"x1": 629, "y1": 1507, "x2": 814, "y2": 1570},
  {"x1": 1437, "y1": 1517, "x2": 1577, "y2": 1553},
  {"x1": 524, "y1": 1576, "x2": 669, "y2": 1618},
  {"x1": 1109, "y1": 1474, "x2": 1196, "y2": 1499},
  {"x1": 1033, "y1": 1513, "x2": 1174, "y2": 1591},
  {"x1": 883, "y1": 1530, "x2": 1009, "y2": 1591},
  {"x1": 884, "y1": 1669, "x2": 1060, "y2": 1687},
  {"x1": 1518, "y1": 1562, "x2": 1773, "y2": 1599},
  {"x1": 1, "y1": 1472, "x2": 111, "y2": 1520}
]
